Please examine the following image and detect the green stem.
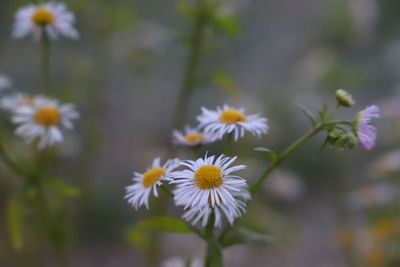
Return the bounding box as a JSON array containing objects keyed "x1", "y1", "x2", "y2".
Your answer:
[
  {"x1": 160, "y1": 184, "x2": 174, "y2": 198},
  {"x1": 0, "y1": 144, "x2": 33, "y2": 179},
  {"x1": 250, "y1": 124, "x2": 324, "y2": 195},
  {"x1": 41, "y1": 28, "x2": 50, "y2": 94},
  {"x1": 204, "y1": 211, "x2": 223, "y2": 267},
  {"x1": 220, "y1": 123, "x2": 332, "y2": 242},
  {"x1": 172, "y1": 0, "x2": 209, "y2": 129},
  {"x1": 224, "y1": 133, "x2": 233, "y2": 156}
]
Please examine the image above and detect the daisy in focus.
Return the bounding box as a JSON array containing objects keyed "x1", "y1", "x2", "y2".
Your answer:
[
  {"x1": 125, "y1": 158, "x2": 180, "y2": 210},
  {"x1": 172, "y1": 126, "x2": 216, "y2": 146},
  {"x1": 13, "y1": 1, "x2": 79, "y2": 41},
  {"x1": 354, "y1": 105, "x2": 380, "y2": 150},
  {"x1": 197, "y1": 105, "x2": 268, "y2": 141},
  {"x1": 12, "y1": 96, "x2": 79, "y2": 149},
  {"x1": 170, "y1": 154, "x2": 250, "y2": 227},
  {"x1": 182, "y1": 192, "x2": 248, "y2": 227}
]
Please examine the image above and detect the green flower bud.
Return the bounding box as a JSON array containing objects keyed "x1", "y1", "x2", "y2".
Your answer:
[
  {"x1": 328, "y1": 130, "x2": 358, "y2": 150},
  {"x1": 336, "y1": 89, "x2": 355, "y2": 107}
]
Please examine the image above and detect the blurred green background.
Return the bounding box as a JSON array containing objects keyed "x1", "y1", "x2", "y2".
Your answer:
[{"x1": 0, "y1": 0, "x2": 400, "y2": 266}]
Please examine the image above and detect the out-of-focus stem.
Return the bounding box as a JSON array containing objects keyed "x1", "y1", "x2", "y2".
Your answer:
[
  {"x1": 223, "y1": 133, "x2": 233, "y2": 156},
  {"x1": 40, "y1": 28, "x2": 50, "y2": 93},
  {"x1": 172, "y1": 0, "x2": 209, "y2": 129}
]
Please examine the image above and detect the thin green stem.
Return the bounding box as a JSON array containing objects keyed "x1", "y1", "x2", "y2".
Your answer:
[
  {"x1": 219, "y1": 121, "x2": 346, "y2": 242},
  {"x1": 204, "y1": 211, "x2": 223, "y2": 267},
  {"x1": 0, "y1": 144, "x2": 33, "y2": 179},
  {"x1": 40, "y1": 28, "x2": 50, "y2": 93},
  {"x1": 160, "y1": 184, "x2": 174, "y2": 198},
  {"x1": 172, "y1": 0, "x2": 209, "y2": 129},
  {"x1": 224, "y1": 133, "x2": 233, "y2": 156},
  {"x1": 250, "y1": 124, "x2": 324, "y2": 195}
]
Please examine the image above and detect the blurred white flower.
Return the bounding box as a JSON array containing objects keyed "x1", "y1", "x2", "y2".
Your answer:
[
  {"x1": 161, "y1": 257, "x2": 202, "y2": 267},
  {"x1": 13, "y1": 1, "x2": 79, "y2": 41},
  {"x1": 0, "y1": 75, "x2": 12, "y2": 91},
  {"x1": 264, "y1": 169, "x2": 305, "y2": 202},
  {"x1": 347, "y1": 184, "x2": 395, "y2": 210},
  {"x1": 172, "y1": 126, "x2": 216, "y2": 146},
  {"x1": 1, "y1": 93, "x2": 36, "y2": 112},
  {"x1": 170, "y1": 154, "x2": 249, "y2": 227},
  {"x1": 197, "y1": 105, "x2": 268, "y2": 141},
  {"x1": 12, "y1": 96, "x2": 79, "y2": 149},
  {"x1": 372, "y1": 150, "x2": 400, "y2": 175},
  {"x1": 125, "y1": 158, "x2": 180, "y2": 210}
]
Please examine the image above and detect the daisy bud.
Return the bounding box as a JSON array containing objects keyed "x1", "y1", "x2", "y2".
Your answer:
[
  {"x1": 336, "y1": 89, "x2": 355, "y2": 107},
  {"x1": 328, "y1": 130, "x2": 358, "y2": 151}
]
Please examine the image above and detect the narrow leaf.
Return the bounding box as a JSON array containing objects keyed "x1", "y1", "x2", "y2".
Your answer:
[
  {"x1": 137, "y1": 216, "x2": 192, "y2": 233},
  {"x1": 221, "y1": 227, "x2": 275, "y2": 247},
  {"x1": 48, "y1": 178, "x2": 80, "y2": 198},
  {"x1": 298, "y1": 106, "x2": 316, "y2": 125},
  {"x1": 6, "y1": 197, "x2": 23, "y2": 250},
  {"x1": 254, "y1": 147, "x2": 278, "y2": 162},
  {"x1": 125, "y1": 226, "x2": 151, "y2": 251},
  {"x1": 212, "y1": 70, "x2": 241, "y2": 96}
]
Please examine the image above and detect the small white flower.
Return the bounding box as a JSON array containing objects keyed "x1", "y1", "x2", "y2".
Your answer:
[
  {"x1": 0, "y1": 75, "x2": 12, "y2": 91},
  {"x1": 125, "y1": 158, "x2": 180, "y2": 210},
  {"x1": 347, "y1": 184, "x2": 395, "y2": 210},
  {"x1": 182, "y1": 194, "x2": 248, "y2": 227},
  {"x1": 12, "y1": 96, "x2": 79, "y2": 149},
  {"x1": 170, "y1": 154, "x2": 250, "y2": 227},
  {"x1": 13, "y1": 1, "x2": 79, "y2": 41},
  {"x1": 161, "y1": 257, "x2": 202, "y2": 267},
  {"x1": 172, "y1": 126, "x2": 216, "y2": 146},
  {"x1": 0, "y1": 93, "x2": 37, "y2": 112},
  {"x1": 197, "y1": 105, "x2": 268, "y2": 141}
]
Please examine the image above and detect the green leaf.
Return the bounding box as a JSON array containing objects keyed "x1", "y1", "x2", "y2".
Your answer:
[
  {"x1": 48, "y1": 178, "x2": 80, "y2": 198},
  {"x1": 125, "y1": 226, "x2": 152, "y2": 251},
  {"x1": 137, "y1": 216, "x2": 192, "y2": 233},
  {"x1": 212, "y1": 13, "x2": 240, "y2": 37},
  {"x1": 177, "y1": 0, "x2": 196, "y2": 19},
  {"x1": 212, "y1": 70, "x2": 240, "y2": 96},
  {"x1": 298, "y1": 106, "x2": 316, "y2": 125},
  {"x1": 6, "y1": 197, "x2": 23, "y2": 251},
  {"x1": 254, "y1": 147, "x2": 278, "y2": 162},
  {"x1": 221, "y1": 227, "x2": 275, "y2": 247}
]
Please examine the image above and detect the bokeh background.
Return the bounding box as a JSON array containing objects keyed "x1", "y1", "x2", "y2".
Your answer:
[{"x1": 0, "y1": 0, "x2": 400, "y2": 266}]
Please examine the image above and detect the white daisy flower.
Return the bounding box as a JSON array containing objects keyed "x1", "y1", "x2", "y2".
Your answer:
[
  {"x1": 0, "y1": 93, "x2": 38, "y2": 112},
  {"x1": 197, "y1": 105, "x2": 268, "y2": 141},
  {"x1": 172, "y1": 126, "x2": 216, "y2": 146},
  {"x1": 161, "y1": 257, "x2": 202, "y2": 267},
  {"x1": 13, "y1": 2, "x2": 79, "y2": 41},
  {"x1": 125, "y1": 158, "x2": 180, "y2": 210},
  {"x1": 170, "y1": 154, "x2": 250, "y2": 227},
  {"x1": 182, "y1": 193, "x2": 248, "y2": 227},
  {"x1": 12, "y1": 96, "x2": 79, "y2": 149},
  {"x1": 0, "y1": 75, "x2": 12, "y2": 91}
]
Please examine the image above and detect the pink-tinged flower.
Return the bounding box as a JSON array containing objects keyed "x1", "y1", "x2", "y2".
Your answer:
[{"x1": 354, "y1": 105, "x2": 380, "y2": 150}]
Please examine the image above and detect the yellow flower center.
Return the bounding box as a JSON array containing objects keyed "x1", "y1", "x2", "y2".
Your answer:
[
  {"x1": 32, "y1": 8, "x2": 54, "y2": 25},
  {"x1": 34, "y1": 106, "x2": 61, "y2": 127},
  {"x1": 142, "y1": 168, "x2": 165, "y2": 188},
  {"x1": 219, "y1": 109, "x2": 246, "y2": 124},
  {"x1": 185, "y1": 133, "x2": 204, "y2": 143},
  {"x1": 195, "y1": 165, "x2": 222, "y2": 189}
]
